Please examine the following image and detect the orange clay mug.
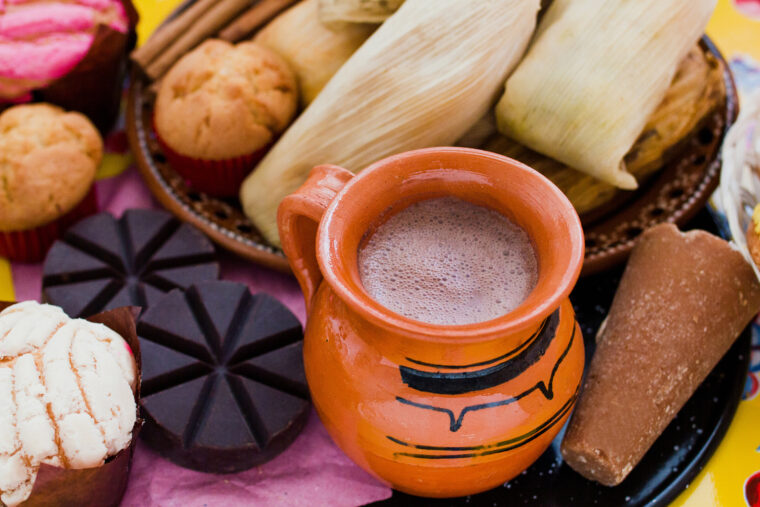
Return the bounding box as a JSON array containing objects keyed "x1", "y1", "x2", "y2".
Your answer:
[{"x1": 277, "y1": 147, "x2": 585, "y2": 498}]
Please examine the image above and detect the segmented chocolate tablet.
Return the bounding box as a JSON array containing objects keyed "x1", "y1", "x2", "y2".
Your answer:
[
  {"x1": 42, "y1": 209, "x2": 219, "y2": 317},
  {"x1": 137, "y1": 281, "x2": 309, "y2": 473}
]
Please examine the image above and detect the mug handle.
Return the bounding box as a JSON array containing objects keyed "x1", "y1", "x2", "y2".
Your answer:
[{"x1": 277, "y1": 164, "x2": 355, "y2": 311}]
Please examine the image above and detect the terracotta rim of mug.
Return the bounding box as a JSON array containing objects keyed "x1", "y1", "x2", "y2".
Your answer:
[{"x1": 317, "y1": 147, "x2": 584, "y2": 343}]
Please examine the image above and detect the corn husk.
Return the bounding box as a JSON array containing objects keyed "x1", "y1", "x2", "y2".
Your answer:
[
  {"x1": 318, "y1": 0, "x2": 403, "y2": 24},
  {"x1": 496, "y1": 0, "x2": 716, "y2": 190},
  {"x1": 624, "y1": 46, "x2": 724, "y2": 179},
  {"x1": 254, "y1": 0, "x2": 374, "y2": 106},
  {"x1": 460, "y1": 44, "x2": 726, "y2": 216},
  {"x1": 242, "y1": 0, "x2": 541, "y2": 245}
]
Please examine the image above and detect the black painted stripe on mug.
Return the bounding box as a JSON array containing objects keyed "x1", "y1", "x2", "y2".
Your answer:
[
  {"x1": 389, "y1": 385, "x2": 579, "y2": 451},
  {"x1": 395, "y1": 324, "x2": 576, "y2": 432},
  {"x1": 400, "y1": 310, "x2": 560, "y2": 395},
  {"x1": 391, "y1": 388, "x2": 579, "y2": 460},
  {"x1": 404, "y1": 316, "x2": 550, "y2": 370}
]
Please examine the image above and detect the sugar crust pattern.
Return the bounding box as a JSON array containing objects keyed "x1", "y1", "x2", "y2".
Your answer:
[{"x1": 0, "y1": 301, "x2": 137, "y2": 507}]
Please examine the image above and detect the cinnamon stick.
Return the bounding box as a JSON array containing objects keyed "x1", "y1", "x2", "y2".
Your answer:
[
  {"x1": 219, "y1": 0, "x2": 297, "y2": 42},
  {"x1": 146, "y1": 0, "x2": 257, "y2": 80},
  {"x1": 131, "y1": 0, "x2": 218, "y2": 69}
]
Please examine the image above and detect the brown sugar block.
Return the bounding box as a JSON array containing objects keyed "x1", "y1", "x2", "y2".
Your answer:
[{"x1": 561, "y1": 224, "x2": 760, "y2": 486}]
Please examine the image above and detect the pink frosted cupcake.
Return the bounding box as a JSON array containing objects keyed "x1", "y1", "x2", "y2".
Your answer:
[{"x1": 0, "y1": 0, "x2": 138, "y2": 132}]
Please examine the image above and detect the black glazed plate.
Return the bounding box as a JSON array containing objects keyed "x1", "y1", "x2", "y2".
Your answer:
[{"x1": 370, "y1": 210, "x2": 750, "y2": 506}]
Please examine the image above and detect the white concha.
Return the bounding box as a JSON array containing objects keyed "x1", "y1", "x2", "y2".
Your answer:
[
  {"x1": 0, "y1": 301, "x2": 137, "y2": 507},
  {"x1": 0, "y1": 368, "x2": 15, "y2": 456},
  {"x1": 0, "y1": 454, "x2": 29, "y2": 507},
  {"x1": 0, "y1": 302, "x2": 67, "y2": 359},
  {"x1": 13, "y1": 355, "x2": 58, "y2": 465},
  {"x1": 71, "y1": 323, "x2": 136, "y2": 455},
  {"x1": 86, "y1": 321, "x2": 138, "y2": 392}
]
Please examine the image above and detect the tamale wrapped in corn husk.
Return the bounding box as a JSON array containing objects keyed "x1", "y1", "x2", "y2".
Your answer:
[
  {"x1": 254, "y1": 0, "x2": 374, "y2": 106},
  {"x1": 319, "y1": 0, "x2": 403, "y2": 24},
  {"x1": 241, "y1": 0, "x2": 541, "y2": 245},
  {"x1": 623, "y1": 46, "x2": 725, "y2": 179},
  {"x1": 460, "y1": 45, "x2": 725, "y2": 216},
  {"x1": 496, "y1": 0, "x2": 716, "y2": 190}
]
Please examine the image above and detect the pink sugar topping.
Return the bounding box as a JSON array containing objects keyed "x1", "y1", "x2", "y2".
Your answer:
[{"x1": 0, "y1": 0, "x2": 129, "y2": 100}]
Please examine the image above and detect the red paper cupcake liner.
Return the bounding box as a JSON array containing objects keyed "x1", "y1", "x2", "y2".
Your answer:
[
  {"x1": 154, "y1": 128, "x2": 265, "y2": 198},
  {"x1": 0, "y1": 187, "x2": 98, "y2": 263}
]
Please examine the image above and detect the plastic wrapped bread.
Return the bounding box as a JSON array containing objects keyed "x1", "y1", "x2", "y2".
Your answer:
[
  {"x1": 561, "y1": 224, "x2": 760, "y2": 486},
  {"x1": 496, "y1": 0, "x2": 716, "y2": 189},
  {"x1": 241, "y1": 0, "x2": 541, "y2": 245},
  {"x1": 0, "y1": 301, "x2": 137, "y2": 506}
]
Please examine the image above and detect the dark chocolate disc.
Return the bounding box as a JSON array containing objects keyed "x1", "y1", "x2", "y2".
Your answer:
[
  {"x1": 137, "y1": 281, "x2": 309, "y2": 473},
  {"x1": 42, "y1": 209, "x2": 219, "y2": 317}
]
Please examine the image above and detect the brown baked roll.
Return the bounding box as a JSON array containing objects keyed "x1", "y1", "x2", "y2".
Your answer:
[{"x1": 561, "y1": 223, "x2": 760, "y2": 486}]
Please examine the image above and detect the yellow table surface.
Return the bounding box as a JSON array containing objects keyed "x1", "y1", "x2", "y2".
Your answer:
[
  {"x1": 1, "y1": 1, "x2": 759, "y2": 505},
  {"x1": 0, "y1": 260, "x2": 12, "y2": 302}
]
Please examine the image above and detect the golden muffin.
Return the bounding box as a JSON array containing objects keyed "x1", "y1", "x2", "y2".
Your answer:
[
  {"x1": 155, "y1": 39, "x2": 298, "y2": 160},
  {"x1": 153, "y1": 39, "x2": 298, "y2": 197},
  {"x1": 0, "y1": 103, "x2": 102, "y2": 232}
]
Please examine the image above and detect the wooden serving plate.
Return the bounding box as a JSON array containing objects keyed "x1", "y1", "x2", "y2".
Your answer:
[{"x1": 126, "y1": 29, "x2": 737, "y2": 275}]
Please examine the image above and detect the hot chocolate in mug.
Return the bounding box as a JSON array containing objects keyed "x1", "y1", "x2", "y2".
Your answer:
[{"x1": 277, "y1": 147, "x2": 585, "y2": 498}]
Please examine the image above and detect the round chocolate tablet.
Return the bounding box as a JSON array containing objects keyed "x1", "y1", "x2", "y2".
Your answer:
[
  {"x1": 42, "y1": 209, "x2": 220, "y2": 317},
  {"x1": 137, "y1": 280, "x2": 309, "y2": 473}
]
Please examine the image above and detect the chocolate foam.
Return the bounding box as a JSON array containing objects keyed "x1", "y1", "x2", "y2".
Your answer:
[{"x1": 358, "y1": 197, "x2": 537, "y2": 326}]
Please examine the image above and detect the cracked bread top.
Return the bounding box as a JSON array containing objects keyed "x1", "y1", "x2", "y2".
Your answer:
[
  {"x1": 0, "y1": 104, "x2": 102, "y2": 231},
  {"x1": 154, "y1": 39, "x2": 298, "y2": 161},
  {"x1": 0, "y1": 301, "x2": 137, "y2": 507}
]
